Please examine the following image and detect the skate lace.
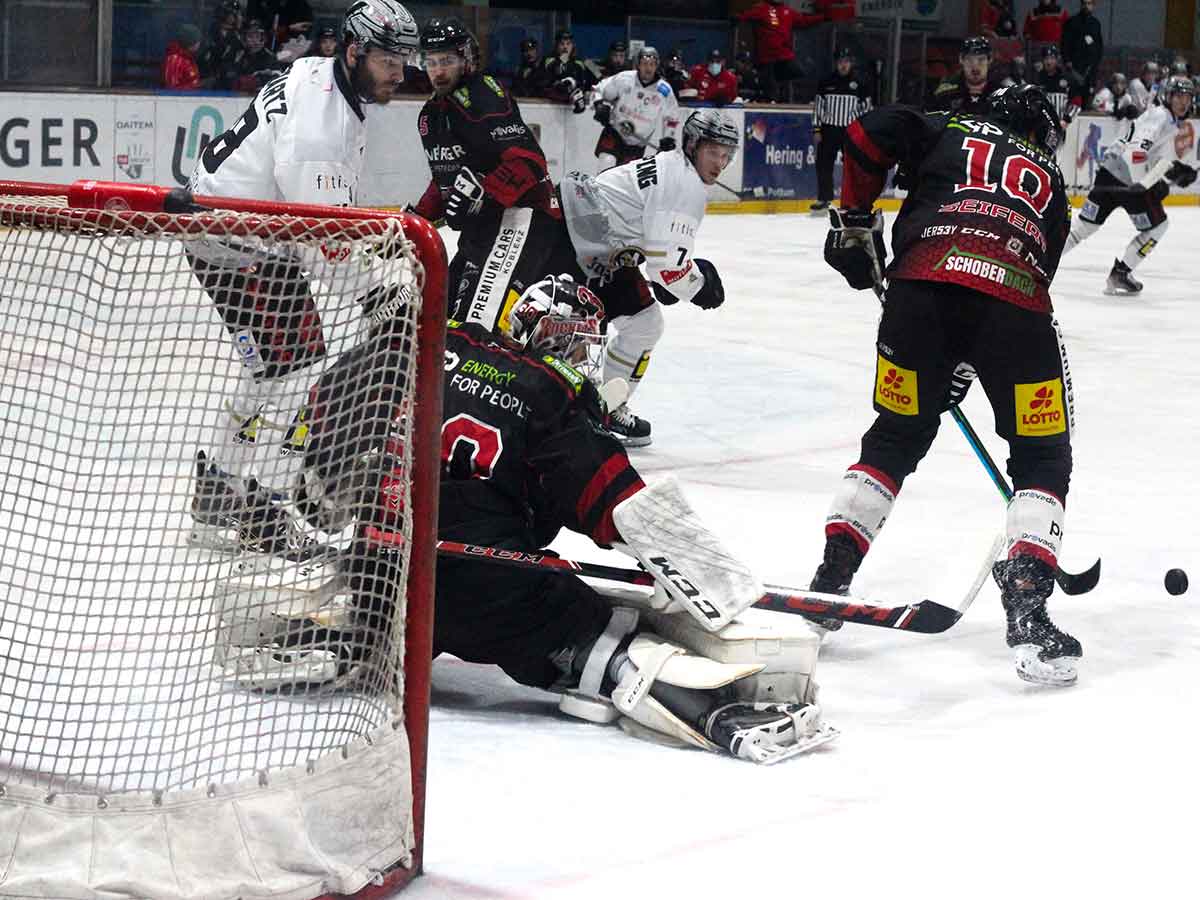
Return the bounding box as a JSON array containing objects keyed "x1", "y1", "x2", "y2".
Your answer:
[{"x1": 610, "y1": 403, "x2": 638, "y2": 428}]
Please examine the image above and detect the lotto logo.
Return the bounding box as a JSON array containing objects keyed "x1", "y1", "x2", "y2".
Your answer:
[
  {"x1": 1014, "y1": 378, "x2": 1066, "y2": 436},
  {"x1": 875, "y1": 358, "x2": 919, "y2": 416}
]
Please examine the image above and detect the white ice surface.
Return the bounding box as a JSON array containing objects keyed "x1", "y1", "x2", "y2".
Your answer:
[{"x1": 413, "y1": 212, "x2": 1200, "y2": 899}]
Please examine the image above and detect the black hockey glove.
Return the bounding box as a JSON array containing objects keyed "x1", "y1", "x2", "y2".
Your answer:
[
  {"x1": 1166, "y1": 160, "x2": 1198, "y2": 188},
  {"x1": 571, "y1": 88, "x2": 588, "y2": 114},
  {"x1": 824, "y1": 208, "x2": 887, "y2": 291},
  {"x1": 593, "y1": 99, "x2": 613, "y2": 125},
  {"x1": 1115, "y1": 103, "x2": 1139, "y2": 121},
  {"x1": 658, "y1": 136, "x2": 676, "y2": 152},
  {"x1": 444, "y1": 168, "x2": 486, "y2": 230},
  {"x1": 690, "y1": 258, "x2": 725, "y2": 309},
  {"x1": 942, "y1": 362, "x2": 977, "y2": 411}
]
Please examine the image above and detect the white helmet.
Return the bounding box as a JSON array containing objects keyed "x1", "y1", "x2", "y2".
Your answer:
[
  {"x1": 506, "y1": 275, "x2": 605, "y2": 374},
  {"x1": 681, "y1": 109, "x2": 740, "y2": 164},
  {"x1": 342, "y1": 0, "x2": 419, "y2": 55}
]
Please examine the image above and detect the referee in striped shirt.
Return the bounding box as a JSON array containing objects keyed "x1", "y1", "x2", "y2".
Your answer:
[{"x1": 812, "y1": 48, "x2": 873, "y2": 213}]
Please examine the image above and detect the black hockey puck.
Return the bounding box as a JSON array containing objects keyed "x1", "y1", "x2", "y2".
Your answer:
[{"x1": 1164, "y1": 568, "x2": 1189, "y2": 596}]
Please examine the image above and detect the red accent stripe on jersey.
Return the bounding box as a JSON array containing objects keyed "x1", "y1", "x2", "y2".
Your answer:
[
  {"x1": 577, "y1": 454, "x2": 640, "y2": 533},
  {"x1": 450, "y1": 326, "x2": 578, "y2": 402},
  {"x1": 841, "y1": 119, "x2": 893, "y2": 209},
  {"x1": 848, "y1": 463, "x2": 900, "y2": 496},
  {"x1": 1008, "y1": 541, "x2": 1058, "y2": 567},
  {"x1": 592, "y1": 479, "x2": 646, "y2": 547},
  {"x1": 825, "y1": 521, "x2": 870, "y2": 554},
  {"x1": 846, "y1": 119, "x2": 893, "y2": 170}
]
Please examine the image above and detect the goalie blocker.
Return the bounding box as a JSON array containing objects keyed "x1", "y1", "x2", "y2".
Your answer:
[{"x1": 215, "y1": 280, "x2": 835, "y2": 762}]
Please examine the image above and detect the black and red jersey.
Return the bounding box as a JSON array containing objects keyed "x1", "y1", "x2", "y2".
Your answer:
[
  {"x1": 413, "y1": 73, "x2": 558, "y2": 226},
  {"x1": 439, "y1": 322, "x2": 642, "y2": 548},
  {"x1": 842, "y1": 105, "x2": 1070, "y2": 313}
]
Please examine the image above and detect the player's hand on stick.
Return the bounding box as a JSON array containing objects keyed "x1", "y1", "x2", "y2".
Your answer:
[
  {"x1": 824, "y1": 207, "x2": 887, "y2": 291},
  {"x1": 657, "y1": 136, "x2": 676, "y2": 152},
  {"x1": 943, "y1": 362, "x2": 977, "y2": 411},
  {"x1": 444, "y1": 168, "x2": 486, "y2": 229},
  {"x1": 593, "y1": 99, "x2": 612, "y2": 125},
  {"x1": 1166, "y1": 160, "x2": 1198, "y2": 188}
]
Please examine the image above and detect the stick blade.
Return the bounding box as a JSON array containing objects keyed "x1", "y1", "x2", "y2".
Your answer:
[{"x1": 1056, "y1": 557, "x2": 1101, "y2": 595}]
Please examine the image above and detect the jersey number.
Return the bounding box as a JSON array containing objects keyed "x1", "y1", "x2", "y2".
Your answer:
[
  {"x1": 201, "y1": 105, "x2": 260, "y2": 174},
  {"x1": 955, "y1": 137, "x2": 1054, "y2": 215},
  {"x1": 441, "y1": 414, "x2": 504, "y2": 479}
]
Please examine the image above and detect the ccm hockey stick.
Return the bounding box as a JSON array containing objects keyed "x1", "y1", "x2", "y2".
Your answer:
[
  {"x1": 948, "y1": 405, "x2": 1101, "y2": 595},
  {"x1": 436, "y1": 540, "x2": 993, "y2": 634}
]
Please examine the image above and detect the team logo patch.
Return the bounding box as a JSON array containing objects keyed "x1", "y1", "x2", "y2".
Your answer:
[
  {"x1": 874, "y1": 357, "x2": 918, "y2": 416},
  {"x1": 1014, "y1": 378, "x2": 1066, "y2": 436},
  {"x1": 418, "y1": 114, "x2": 428, "y2": 136},
  {"x1": 633, "y1": 351, "x2": 652, "y2": 380}
]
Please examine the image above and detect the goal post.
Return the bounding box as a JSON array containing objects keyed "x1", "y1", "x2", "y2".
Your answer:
[{"x1": 0, "y1": 180, "x2": 445, "y2": 899}]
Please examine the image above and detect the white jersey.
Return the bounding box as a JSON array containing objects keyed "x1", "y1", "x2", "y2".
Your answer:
[
  {"x1": 595, "y1": 70, "x2": 681, "y2": 149},
  {"x1": 562, "y1": 149, "x2": 708, "y2": 304},
  {"x1": 1091, "y1": 87, "x2": 1136, "y2": 117},
  {"x1": 1100, "y1": 105, "x2": 1196, "y2": 187},
  {"x1": 1127, "y1": 77, "x2": 1157, "y2": 115},
  {"x1": 190, "y1": 57, "x2": 367, "y2": 207}
]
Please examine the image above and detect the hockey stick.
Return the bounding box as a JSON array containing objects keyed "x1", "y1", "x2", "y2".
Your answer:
[
  {"x1": 435, "y1": 540, "x2": 973, "y2": 634},
  {"x1": 948, "y1": 405, "x2": 1101, "y2": 595}
]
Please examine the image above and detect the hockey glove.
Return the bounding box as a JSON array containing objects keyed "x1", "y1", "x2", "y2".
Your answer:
[
  {"x1": 593, "y1": 99, "x2": 613, "y2": 125},
  {"x1": 690, "y1": 258, "x2": 725, "y2": 309},
  {"x1": 570, "y1": 88, "x2": 589, "y2": 114},
  {"x1": 1166, "y1": 160, "x2": 1198, "y2": 188},
  {"x1": 444, "y1": 168, "x2": 486, "y2": 230},
  {"x1": 658, "y1": 136, "x2": 676, "y2": 152},
  {"x1": 824, "y1": 208, "x2": 887, "y2": 291},
  {"x1": 943, "y1": 361, "x2": 977, "y2": 411}
]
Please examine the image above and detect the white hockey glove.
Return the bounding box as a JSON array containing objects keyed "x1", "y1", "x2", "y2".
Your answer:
[
  {"x1": 444, "y1": 168, "x2": 486, "y2": 229},
  {"x1": 943, "y1": 361, "x2": 977, "y2": 411}
]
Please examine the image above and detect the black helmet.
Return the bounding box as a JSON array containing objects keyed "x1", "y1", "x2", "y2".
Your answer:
[
  {"x1": 961, "y1": 35, "x2": 992, "y2": 59},
  {"x1": 520, "y1": 37, "x2": 538, "y2": 53},
  {"x1": 988, "y1": 84, "x2": 1062, "y2": 152},
  {"x1": 609, "y1": 40, "x2": 627, "y2": 54},
  {"x1": 342, "y1": 0, "x2": 419, "y2": 55},
  {"x1": 420, "y1": 17, "x2": 478, "y2": 65},
  {"x1": 835, "y1": 46, "x2": 854, "y2": 62},
  {"x1": 1041, "y1": 44, "x2": 1061, "y2": 60},
  {"x1": 318, "y1": 26, "x2": 337, "y2": 39},
  {"x1": 554, "y1": 29, "x2": 573, "y2": 43}
]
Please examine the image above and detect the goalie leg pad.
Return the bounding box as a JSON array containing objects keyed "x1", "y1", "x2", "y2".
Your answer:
[
  {"x1": 612, "y1": 475, "x2": 763, "y2": 632},
  {"x1": 559, "y1": 606, "x2": 639, "y2": 724}
]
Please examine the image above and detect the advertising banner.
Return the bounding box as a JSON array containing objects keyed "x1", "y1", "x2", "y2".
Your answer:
[{"x1": 741, "y1": 109, "x2": 818, "y2": 201}]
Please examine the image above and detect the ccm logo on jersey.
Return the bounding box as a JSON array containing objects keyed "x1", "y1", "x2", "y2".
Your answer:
[{"x1": 647, "y1": 555, "x2": 722, "y2": 621}]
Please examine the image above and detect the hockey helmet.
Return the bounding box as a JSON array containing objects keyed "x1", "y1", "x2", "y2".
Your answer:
[
  {"x1": 960, "y1": 35, "x2": 992, "y2": 60},
  {"x1": 637, "y1": 45, "x2": 660, "y2": 64},
  {"x1": 519, "y1": 37, "x2": 538, "y2": 53},
  {"x1": 420, "y1": 17, "x2": 479, "y2": 67},
  {"x1": 682, "y1": 108, "x2": 740, "y2": 164},
  {"x1": 506, "y1": 275, "x2": 605, "y2": 372},
  {"x1": 987, "y1": 84, "x2": 1062, "y2": 152},
  {"x1": 1109, "y1": 71, "x2": 1128, "y2": 91},
  {"x1": 1041, "y1": 44, "x2": 1061, "y2": 61},
  {"x1": 1161, "y1": 74, "x2": 1195, "y2": 117},
  {"x1": 835, "y1": 46, "x2": 854, "y2": 62},
  {"x1": 610, "y1": 40, "x2": 628, "y2": 54},
  {"x1": 342, "y1": 0, "x2": 419, "y2": 56}
]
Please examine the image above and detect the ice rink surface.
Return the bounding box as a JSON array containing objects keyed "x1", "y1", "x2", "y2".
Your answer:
[{"x1": 413, "y1": 211, "x2": 1200, "y2": 899}]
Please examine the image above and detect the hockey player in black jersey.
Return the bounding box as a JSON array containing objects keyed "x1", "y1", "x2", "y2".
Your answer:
[
  {"x1": 410, "y1": 18, "x2": 561, "y2": 332},
  {"x1": 232, "y1": 275, "x2": 835, "y2": 763},
  {"x1": 819, "y1": 85, "x2": 1082, "y2": 686},
  {"x1": 927, "y1": 36, "x2": 1005, "y2": 115}
]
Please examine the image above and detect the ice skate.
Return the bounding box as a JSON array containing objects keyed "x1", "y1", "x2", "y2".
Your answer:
[
  {"x1": 606, "y1": 402, "x2": 652, "y2": 447},
  {"x1": 234, "y1": 479, "x2": 339, "y2": 573},
  {"x1": 994, "y1": 556, "x2": 1082, "y2": 686},
  {"x1": 705, "y1": 701, "x2": 838, "y2": 764},
  {"x1": 188, "y1": 450, "x2": 249, "y2": 551},
  {"x1": 804, "y1": 533, "x2": 865, "y2": 633},
  {"x1": 809, "y1": 200, "x2": 831, "y2": 215},
  {"x1": 1104, "y1": 258, "x2": 1143, "y2": 295}
]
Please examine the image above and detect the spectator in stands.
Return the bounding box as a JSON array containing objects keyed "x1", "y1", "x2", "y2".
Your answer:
[
  {"x1": 1022, "y1": 0, "x2": 1068, "y2": 46},
  {"x1": 817, "y1": 0, "x2": 856, "y2": 22},
  {"x1": 689, "y1": 49, "x2": 739, "y2": 106},
  {"x1": 1092, "y1": 72, "x2": 1137, "y2": 119},
  {"x1": 234, "y1": 18, "x2": 285, "y2": 92},
  {"x1": 1062, "y1": 0, "x2": 1103, "y2": 104},
  {"x1": 981, "y1": 0, "x2": 1013, "y2": 34},
  {"x1": 1128, "y1": 61, "x2": 1159, "y2": 113},
  {"x1": 200, "y1": 1, "x2": 244, "y2": 90},
  {"x1": 598, "y1": 40, "x2": 629, "y2": 79},
  {"x1": 247, "y1": 0, "x2": 313, "y2": 50},
  {"x1": 733, "y1": 50, "x2": 765, "y2": 102},
  {"x1": 927, "y1": 36, "x2": 1003, "y2": 114},
  {"x1": 512, "y1": 38, "x2": 542, "y2": 96},
  {"x1": 736, "y1": 0, "x2": 821, "y2": 103},
  {"x1": 276, "y1": 22, "x2": 314, "y2": 64},
  {"x1": 539, "y1": 29, "x2": 594, "y2": 110},
  {"x1": 662, "y1": 48, "x2": 692, "y2": 99},
  {"x1": 306, "y1": 26, "x2": 338, "y2": 58},
  {"x1": 163, "y1": 23, "x2": 203, "y2": 90}
]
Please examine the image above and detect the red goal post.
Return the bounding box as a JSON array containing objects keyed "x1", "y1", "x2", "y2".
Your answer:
[{"x1": 0, "y1": 180, "x2": 444, "y2": 899}]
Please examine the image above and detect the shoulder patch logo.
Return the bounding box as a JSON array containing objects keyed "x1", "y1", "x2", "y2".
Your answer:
[
  {"x1": 657, "y1": 82, "x2": 670, "y2": 97},
  {"x1": 453, "y1": 86, "x2": 471, "y2": 108},
  {"x1": 542, "y1": 355, "x2": 585, "y2": 390},
  {"x1": 483, "y1": 75, "x2": 505, "y2": 97}
]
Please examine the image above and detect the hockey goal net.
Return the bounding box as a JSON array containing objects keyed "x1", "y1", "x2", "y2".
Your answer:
[{"x1": 0, "y1": 180, "x2": 445, "y2": 899}]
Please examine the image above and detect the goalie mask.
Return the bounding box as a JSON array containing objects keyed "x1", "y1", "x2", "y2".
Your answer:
[{"x1": 506, "y1": 275, "x2": 605, "y2": 376}]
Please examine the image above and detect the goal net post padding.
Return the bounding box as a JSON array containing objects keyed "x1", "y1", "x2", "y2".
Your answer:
[{"x1": 0, "y1": 180, "x2": 445, "y2": 900}]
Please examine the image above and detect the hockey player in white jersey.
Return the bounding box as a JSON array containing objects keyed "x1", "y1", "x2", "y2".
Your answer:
[
  {"x1": 550, "y1": 109, "x2": 738, "y2": 445},
  {"x1": 587, "y1": 46, "x2": 681, "y2": 172},
  {"x1": 1065, "y1": 75, "x2": 1198, "y2": 295},
  {"x1": 185, "y1": 0, "x2": 420, "y2": 559}
]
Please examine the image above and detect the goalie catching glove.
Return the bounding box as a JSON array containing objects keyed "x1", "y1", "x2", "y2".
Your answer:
[{"x1": 824, "y1": 207, "x2": 887, "y2": 291}]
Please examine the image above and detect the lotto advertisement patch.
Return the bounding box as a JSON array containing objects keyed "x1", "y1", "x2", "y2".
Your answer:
[
  {"x1": 874, "y1": 357, "x2": 918, "y2": 415},
  {"x1": 1014, "y1": 378, "x2": 1066, "y2": 436}
]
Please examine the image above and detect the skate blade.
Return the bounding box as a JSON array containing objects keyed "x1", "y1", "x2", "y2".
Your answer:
[
  {"x1": 1103, "y1": 286, "x2": 1141, "y2": 297},
  {"x1": 188, "y1": 525, "x2": 241, "y2": 553},
  {"x1": 750, "y1": 724, "x2": 840, "y2": 765},
  {"x1": 613, "y1": 433, "x2": 652, "y2": 449},
  {"x1": 1014, "y1": 644, "x2": 1079, "y2": 686},
  {"x1": 232, "y1": 544, "x2": 339, "y2": 578}
]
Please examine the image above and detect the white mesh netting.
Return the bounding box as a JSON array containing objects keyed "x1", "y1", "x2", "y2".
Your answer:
[{"x1": 0, "y1": 185, "x2": 438, "y2": 900}]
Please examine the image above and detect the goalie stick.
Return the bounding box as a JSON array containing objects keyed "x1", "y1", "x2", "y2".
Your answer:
[
  {"x1": 432, "y1": 537, "x2": 1002, "y2": 634},
  {"x1": 948, "y1": 405, "x2": 1101, "y2": 595}
]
